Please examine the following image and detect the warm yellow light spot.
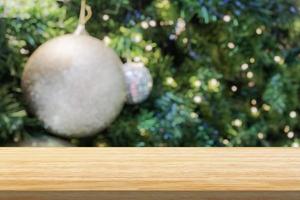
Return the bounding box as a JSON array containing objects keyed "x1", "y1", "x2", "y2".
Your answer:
[
  {"x1": 227, "y1": 42, "x2": 235, "y2": 49},
  {"x1": 251, "y1": 99, "x2": 257, "y2": 105},
  {"x1": 145, "y1": 44, "x2": 153, "y2": 51},
  {"x1": 165, "y1": 77, "x2": 177, "y2": 87},
  {"x1": 284, "y1": 125, "x2": 290, "y2": 133},
  {"x1": 193, "y1": 96, "x2": 202, "y2": 104},
  {"x1": 103, "y1": 36, "x2": 111, "y2": 45},
  {"x1": 287, "y1": 131, "x2": 295, "y2": 139},
  {"x1": 274, "y1": 56, "x2": 284, "y2": 64},
  {"x1": 257, "y1": 132, "x2": 264, "y2": 140},
  {"x1": 251, "y1": 106, "x2": 259, "y2": 116},
  {"x1": 223, "y1": 139, "x2": 230, "y2": 145},
  {"x1": 289, "y1": 111, "x2": 297, "y2": 118},
  {"x1": 102, "y1": 14, "x2": 110, "y2": 21},
  {"x1": 262, "y1": 104, "x2": 271, "y2": 111},
  {"x1": 246, "y1": 71, "x2": 254, "y2": 79},
  {"x1": 249, "y1": 57, "x2": 256, "y2": 63},
  {"x1": 256, "y1": 28, "x2": 263, "y2": 35},
  {"x1": 248, "y1": 81, "x2": 255, "y2": 87},
  {"x1": 232, "y1": 119, "x2": 242, "y2": 127},
  {"x1": 193, "y1": 80, "x2": 202, "y2": 88},
  {"x1": 223, "y1": 15, "x2": 231, "y2": 22},
  {"x1": 231, "y1": 85, "x2": 238, "y2": 92},
  {"x1": 208, "y1": 78, "x2": 220, "y2": 92},
  {"x1": 132, "y1": 34, "x2": 142, "y2": 43},
  {"x1": 141, "y1": 21, "x2": 149, "y2": 29},
  {"x1": 241, "y1": 63, "x2": 249, "y2": 71},
  {"x1": 182, "y1": 38, "x2": 188, "y2": 44},
  {"x1": 149, "y1": 20, "x2": 157, "y2": 27},
  {"x1": 190, "y1": 112, "x2": 199, "y2": 119}
]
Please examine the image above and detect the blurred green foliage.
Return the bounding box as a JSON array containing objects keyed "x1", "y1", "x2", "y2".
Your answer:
[{"x1": 0, "y1": 0, "x2": 299, "y2": 146}]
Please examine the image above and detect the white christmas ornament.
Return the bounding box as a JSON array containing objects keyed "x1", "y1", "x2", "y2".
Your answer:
[
  {"x1": 22, "y1": 1, "x2": 126, "y2": 138},
  {"x1": 17, "y1": 135, "x2": 73, "y2": 147},
  {"x1": 122, "y1": 62, "x2": 153, "y2": 104}
]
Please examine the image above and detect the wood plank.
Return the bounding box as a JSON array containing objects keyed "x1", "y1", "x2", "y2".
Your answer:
[{"x1": 0, "y1": 148, "x2": 299, "y2": 199}]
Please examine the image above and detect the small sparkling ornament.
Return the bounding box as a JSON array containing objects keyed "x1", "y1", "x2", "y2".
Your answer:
[
  {"x1": 21, "y1": 0, "x2": 126, "y2": 138},
  {"x1": 17, "y1": 134, "x2": 73, "y2": 147},
  {"x1": 122, "y1": 62, "x2": 153, "y2": 104}
]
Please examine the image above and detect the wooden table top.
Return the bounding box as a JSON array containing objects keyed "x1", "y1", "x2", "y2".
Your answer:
[{"x1": 0, "y1": 148, "x2": 299, "y2": 199}]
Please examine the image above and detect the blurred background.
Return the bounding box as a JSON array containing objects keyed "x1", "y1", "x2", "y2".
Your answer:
[{"x1": 0, "y1": 0, "x2": 299, "y2": 147}]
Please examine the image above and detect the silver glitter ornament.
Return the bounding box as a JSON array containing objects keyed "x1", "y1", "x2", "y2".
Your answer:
[
  {"x1": 21, "y1": 2, "x2": 126, "y2": 138},
  {"x1": 122, "y1": 62, "x2": 153, "y2": 104}
]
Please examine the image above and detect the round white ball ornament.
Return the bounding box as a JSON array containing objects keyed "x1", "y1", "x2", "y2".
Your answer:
[
  {"x1": 18, "y1": 134, "x2": 73, "y2": 147},
  {"x1": 21, "y1": 1, "x2": 126, "y2": 138}
]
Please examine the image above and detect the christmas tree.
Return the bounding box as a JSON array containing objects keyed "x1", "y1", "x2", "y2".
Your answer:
[{"x1": 0, "y1": 0, "x2": 299, "y2": 147}]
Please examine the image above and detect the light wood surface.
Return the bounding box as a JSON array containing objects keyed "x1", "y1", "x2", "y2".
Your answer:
[{"x1": 0, "y1": 148, "x2": 299, "y2": 199}]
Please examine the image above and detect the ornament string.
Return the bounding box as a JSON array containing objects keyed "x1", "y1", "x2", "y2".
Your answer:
[
  {"x1": 79, "y1": 0, "x2": 92, "y2": 25},
  {"x1": 74, "y1": 0, "x2": 92, "y2": 35}
]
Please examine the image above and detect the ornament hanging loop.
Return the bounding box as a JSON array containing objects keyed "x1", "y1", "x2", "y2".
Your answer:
[
  {"x1": 74, "y1": 0, "x2": 92, "y2": 35},
  {"x1": 79, "y1": 0, "x2": 92, "y2": 25}
]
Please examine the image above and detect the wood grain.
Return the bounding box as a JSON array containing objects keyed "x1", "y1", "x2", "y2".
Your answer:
[{"x1": 0, "y1": 148, "x2": 299, "y2": 199}]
